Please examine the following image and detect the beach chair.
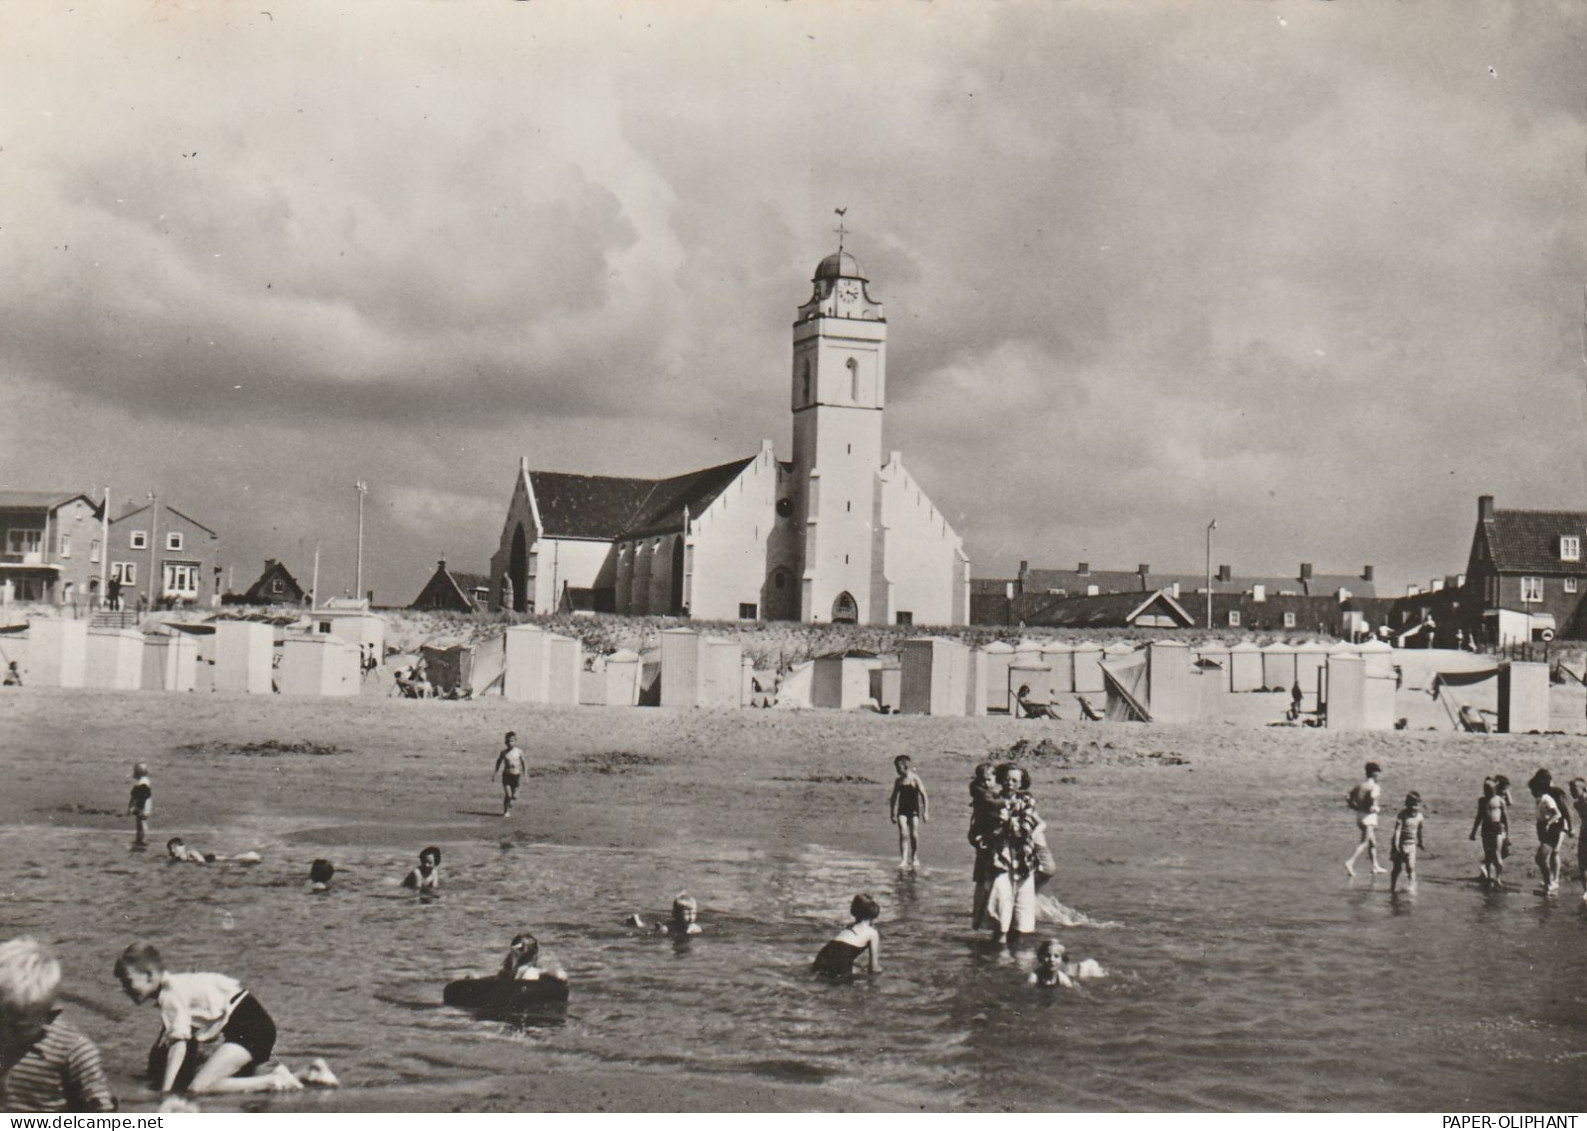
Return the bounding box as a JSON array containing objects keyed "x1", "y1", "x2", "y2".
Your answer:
[
  {"x1": 1077, "y1": 696, "x2": 1104, "y2": 722},
  {"x1": 1017, "y1": 695, "x2": 1060, "y2": 720}
]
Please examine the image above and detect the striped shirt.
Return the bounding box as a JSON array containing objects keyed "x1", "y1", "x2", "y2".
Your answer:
[{"x1": 0, "y1": 1013, "x2": 117, "y2": 1113}]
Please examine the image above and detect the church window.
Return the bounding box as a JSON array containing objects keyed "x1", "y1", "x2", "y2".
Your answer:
[
  {"x1": 739, "y1": 603, "x2": 758, "y2": 620},
  {"x1": 773, "y1": 569, "x2": 787, "y2": 589},
  {"x1": 802, "y1": 362, "x2": 811, "y2": 404},
  {"x1": 846, "y1": 501, "x2": 851, "y2": 513},
  {"x1": 847, "y1": 357, "x2": 859, "y2": 401},
  {"x1": 776, "y1": 498, "x2": 793, "y2": 518},
  {"x1": 845, "y1": 554, "x2": 850, "y2": 565},
  {"x1": 832, "y1": 591, "x2": 858, "y2": 624}
]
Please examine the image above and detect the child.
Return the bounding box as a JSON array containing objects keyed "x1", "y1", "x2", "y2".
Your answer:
[
  {"x1": 128, "y1": 763, "x2": 153, "y2": 848},
  {"x1": 889, "y1": 755, "x2": 929, "y2": 869},
  {"x1": 968, "y1": 762, "x2": 1001, "y2": 930},
  {"x1": 0, "y1": 937, "x2": 116, "y2": 1113},
  {"x1": 1028, "y1": 938, "x2": 1106, "y2": 989},
  {"x1": 498, "y1": 934, "x2": 568, "y2": 984},
  {"x1": 401, "y1": 847, "x2": 441, "y2": 893},
  {"x1": 1528, "y1": 769, "x2": 1572, "y2": 895},
  {"x1": 1389, "y1": 792, "x2": 1426, "y2": 893},
  {"x1": 308, "y1": 860, "x2": 335, "y2": 893},
  {"x1": 1344, "y1": 762, "x2": 1388, "y2": 877},
  {"x1": 1570, "y1": 778, "x2": 1587, "y2": 896},
  {"x1": 113, "y1": 943, "x2": 329, "y2": 1096},
  {"x1": 493, "y1": 732, "x2": 526, "y2": 818},
  {"x1": 1469, "y1": 777, "x2": 1509, "y2": 885},
  {"x1": 166, "y1": 838, "x2": 215, "y2": 865},
  {"x1": 811, "y1": 894, "x2": 882, "y2": 978},
  {"x1": 628, "y1": 893, "x2": 703, "y2": 936}
]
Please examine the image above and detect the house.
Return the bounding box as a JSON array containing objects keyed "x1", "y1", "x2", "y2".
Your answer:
[
  {"x1": 108, "y1": 502, "x2": 222, "y2": 608},
  {"x1": 238, "y1": 559, "x2": 307, "y2": 606},
  {"x1": 410, "y1": 560, "x2": 491, "y2": 613},
  {"x1": 1462, "y1": 495, "x2": 1587, "y2": 644},
  {"x1": 0, "y1": 490, "x2": 105, "y2": 606},
  {"x1": 1020, "y1": 589, "x2": 1196, "y2": 630},
  {"x1": 486, "y1": 243, "x2": 970, "y2": 625}
]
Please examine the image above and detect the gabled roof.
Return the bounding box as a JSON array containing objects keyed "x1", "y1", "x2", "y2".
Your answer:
[
  {"x1": 410, "y1": 562, "x2": 484, "y2": 612},
  {"x1": 243, "y1": 559, "x2": 305, "y2": 602},
  {"x1": 112, "y1": 503, "x2": 218, "y2": 537},
  {"x1": 1481, "y1": 508, "x2": 1587, "y2": 574},
  {"x1": 529, "y1": 456, "x2": 757, "y2": 542},
  {"x1": 1024, "y1": 565, "x2": 1372, "y2": 599},
  {"x1": 1019, "y1": 589, "x2": 1194, "y2": 629},
  {"x1": 0, "y1": 490, "x2": 97, "y2": 512}
]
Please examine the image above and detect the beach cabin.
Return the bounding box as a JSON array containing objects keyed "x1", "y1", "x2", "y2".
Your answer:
[
  {"x1": 1007, "y1": 653, "x2": 1052, "y2": 717},
  {"x1": 279, "y1": 632, "x2": 361, "y2": 697},
  {"x1": 900, "y1": 637, "x2": 969, "y2": 716},
  {"x1": 214, "y1": 622, "x2": 274, "y2": 694},
  {"x1": 1325, "y1": 654, "x2": 1395, "y2": 731},
  {"x1": 87, "y1": 628, "x2": 144, "y2": 690},
  {"x1": 1194, "y1": 643, "x2": 1232, "y2": 691},
  {"x1": 504, "y1": 624, "x2": 583, "y2": 706},
  {"x1": 1260, "y1": 642, "x2": 1298, "y2": 691},
  {"x1": 1040, "y1": 642, "x2": 1074, "y2": 697},
  {"x1": 979, "y1": 642, "x2": 1016, "y2": 713},
  {"x1": 603, "y1": 649, "x2": 643, "y2": 707},
  {"x1": 1146, "y1": 642, "x2": 1198, "y2": 724},
  {"x1": 1071, "y1": 641, "x2": 1105, "y2": 694},
  {"x1": 1497, "y1": 662, "x2": 1549, "y2": 734},
  {"x1": 311, "y1": 609, "x2": 385, "y2": 663},
  {"x1": 27, "y1": 618, "x2": 87, "y2": 688},
  {"x1": 812, "y1": 650, "x2": 880, "y2": 711},
  {"x1": 142, "y1": 631, "x2": 198, "y2": 692},
  {"x1": 658, "y1": 629, "x2": 741, "y2": 709},
  {"x1": 869, "y1": 662, "x2": 902, "y2": 714},
  {"x1": 1228, "y1": 641, "x2": 1263, "y2": 692}
]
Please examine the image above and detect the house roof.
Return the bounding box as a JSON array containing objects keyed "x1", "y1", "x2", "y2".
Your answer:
[
  {"x1": 529, "y1": 456, "x2": 757, "y2": 542},
  {"x1": 1023, "y1": 565, "x2": 1373, "y2": 599},
  {"x1": 243, "y1": 560, "x2": 305, "y2": 600},
  {"x1": 112, "y1": 504, "x2": 218, "y2": 537},
  {"x1": 0, "y1": 490, "x2": 96, "y2": 512},
  {"x1": 1019, "y1": 589, "x2": 1194, "y2": 629},
  {"x1": 451, "y1": 571, "x2": 490, "y2": 592},
  {"x1": 1482, "y1": 508, "x2": 1587, "y2": 574}
]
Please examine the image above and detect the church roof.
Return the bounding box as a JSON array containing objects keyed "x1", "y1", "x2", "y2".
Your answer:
[
  {"x1": 529, "y1": 456, "x2": 757, "y2": 542},
  {"x1": 814, "y1": 250, "x2": 866, "y2": 281}
]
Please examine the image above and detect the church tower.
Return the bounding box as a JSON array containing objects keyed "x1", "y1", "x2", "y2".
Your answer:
[{"x1": 789, "y1": 242, "x2": 887, "y2": 623}]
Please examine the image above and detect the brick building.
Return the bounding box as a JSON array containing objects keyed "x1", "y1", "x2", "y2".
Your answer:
[{"x1": 1462, "y1": 495, "x2": 1587, "y2": 644}]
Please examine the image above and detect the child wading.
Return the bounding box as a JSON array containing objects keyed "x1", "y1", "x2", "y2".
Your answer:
[
  {"x1": 128, "y1": 763, "x2": 152, "y2": 848},
  {"x1": 1468, "y1": 777, "x2": 1509, "y2": 886},
  {"x1": 1344, "y1": 762, "x2": 1387, "y2": 877},
  {"x1": 0, "y1": 937, "x2": 116, "y2": 1113},
  {"x1": 889, "y1": 755, "x2": 929, "y2": 869},
  {"x1": 812, "y1": 894, "x2": 882, "y2": 978},
  {"x1": 1389, "y1": 792, "x2": 1426, "y2": 893}
]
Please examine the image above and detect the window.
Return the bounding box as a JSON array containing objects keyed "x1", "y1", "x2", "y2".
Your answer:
[
  {"x1": 6, "y1": 529, "x2": 42, "y2": 555},
  {"x1": 59, "y1": 534, "x2": 70, "y2": 558},
  {"x1": 847, "y1": 356, "x2": 859, "y2": 401},
  {"x1": 269, "y1": 578, "x2": 285, "y2": 595},
  {"x1": 1566, "y1": 578, "x2": 1579, "y2": 594},
  {"x1": 1521, "y1": 577, "x2": 1543, "y2": 604},
  {"x1": 896, "y1": 611, "x2": 913, "y2": 626},
  {"x1": 801, "y1": 362, "x2": 811, "y2": 404},
  {"x1": 166, "y1": 532, "x2": 184, "y2": 551},
  {"x1": 1562, "y1": 536, "x2": 1581, "y2": 562},
  {"x1": 90, "y1": 539, "x2": 101, "y2": 564},
  {"x1": 738, "y1": 603, "x2": 758, "y2": 621},
  {"x1": 111, "y1": 562, "x2": 136, "y2": 585},
  {"x1": 773, "y1": 569, "x2": 787, "y2": 589},
  {"x1": 1283, "y1": 611, "x2": 1296, "y2": 628},
  {"x1": 130, "y1": 531, "x2": 147, "y2": 550},
  {"x1": 1228, "y1": 610, "x2": 1242, "y2": 627},
  {"x1": 163, "y1": 563, "x2": 198, "y2": 596}
]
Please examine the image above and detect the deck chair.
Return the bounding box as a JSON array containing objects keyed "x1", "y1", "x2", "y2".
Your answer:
[
  {"x1": 1457, "y1": 705, "x2": 1492, "y2": 734},
  {"x1": 1018, "y1": 695, "x2": 1060, "y2": 720},
  {"x1": 1077, "y1": 695, "x2": 1104, "y2": 722}
]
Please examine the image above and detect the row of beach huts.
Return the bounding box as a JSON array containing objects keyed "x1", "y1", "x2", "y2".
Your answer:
[{"x1": 0, "y1": 617, "x2": 1554, "y2": 733}]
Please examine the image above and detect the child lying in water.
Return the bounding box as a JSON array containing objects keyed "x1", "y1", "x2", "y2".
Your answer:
[
  {"x1": 1028, "y1": 938, "x2": 1106, "y2": 988},
  {"x1": 626, "y1": 893, "x2": 702, "y2": 936},
  {"x1": 166, "y1": 838, "x2": 262, "y2": 866}
]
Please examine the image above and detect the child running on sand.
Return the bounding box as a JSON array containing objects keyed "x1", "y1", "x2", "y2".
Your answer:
[
  {"x1": 401, "y1": 847, "x2": 441, "y2": 893},
  {"x1": 1344, "y1": 762, "x2": 1388, "y2": 877},
  {"x1": 1389, "y1": 792, "x2": 1426, "y2": 893},
  {"x1": 128, "y1": 763, "x2": 152, "y2": 848},
  {"x1": 113, "y1": 944, "x2": 334, "y2": 1097},
  {"x1": 0, "y1": 937, "x2": 116, "y2": 1113},
  {"x1": 1469, "y1": 778, "x2": 1509, "y2": 886},
  {"x1": 812, "y1": 894, "x2": 882, "y2": 978},
  {"x1": 1028, "y1": 938, "x2": 1106, "y2": 989},
  {"x1": 493, "y1": 732, "x2": 526, "y2": 818},
  {"x1": 889, "y1": 756, "x2": 929, "y2": 869}
]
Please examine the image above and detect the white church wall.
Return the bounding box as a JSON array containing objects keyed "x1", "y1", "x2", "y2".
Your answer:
[
  {"x1": 531, "y1": 537, "x2": 613, "y2": 612},
  {"x1": 687, "y1": 447, "x2": 779, "y2": 622},
  {"x1": 878, "y1": 454, "x2": 969, "y2": 626}
]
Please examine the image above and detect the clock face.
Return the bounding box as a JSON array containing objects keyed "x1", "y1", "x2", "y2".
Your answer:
[{"x1": 837, "y1": 281, "x2": 861, "y2": 304}]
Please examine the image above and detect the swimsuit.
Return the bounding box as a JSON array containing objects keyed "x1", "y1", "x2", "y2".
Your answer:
[
  {"x1": 812, "y1": 940, "x2": 866, "y2": 977},
  {"x1": 893, "y1": 778, "x2": 923, "y2": 819}
]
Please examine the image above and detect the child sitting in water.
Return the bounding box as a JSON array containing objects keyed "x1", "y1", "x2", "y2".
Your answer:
[
  {"x1": 0, "y1": 936, "x2": 117, "y2": 1113},
  {"x1": 627, "y1": 893, "x2": 702, "y2": 936},
  {"x1": 1028, "y1": 938, "x2": 1106, "y2": 988},
  {"x1": 113, "y1": 943, "x2": 336, "y2": 1097},
  {"x1": 401, "y1": 847, "x2": 441, "y2": 893},
  {"x1": 1390, "y1": 792, "x2": 1426, "y2": 893},
  {"x1": 811, "y1": 894, "x2": 882, "y2": 978},
  {"x1": 498, "y1": 934, "x2": 567, "y2": 984}
]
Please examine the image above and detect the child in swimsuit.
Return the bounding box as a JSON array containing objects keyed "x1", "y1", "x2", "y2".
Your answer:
[
  {"x1": 627, "y1": 893, "x2": 703, "y2": 936},
  {"x1": 1469, "y1": 778, "x2": 1508, "y2": 885},
  {"x1": 812, "y1": 894, "x2": 882, "y2": 978},
  {"x1": 1389, "y1": 792, "x2": 1426, "y2": 893},
  {"x1": 401, "y1": 846, "x2": 441, "y2": 893},
  {"x1": 1028, "y1": 938, "x2": 1106, "y2": 988},
  {"x1": 889, "y1": 756, "x2": 929, "y2": 869},
  {"x1": 166, "y1": 838, "x2": 215, "y2": 865},
  {"x1": 1570, "y1": 778, "x2": 1587, "y2": 896},
  {"x1": 1344, "y1": 762, "x2": 1387, "y2": 877},
  {"x1": 1529, "y1": 769, "x2": 1571, "y2": 895},
  {"x1": 308, "y1": 859, "x2": 335, "y2": 892},
  {"x1": 129, "y1": 763, "x2": 153, "y2": 848},
  {"x1": 499, "y1": 933, "x2": 567, "y2": 984}
]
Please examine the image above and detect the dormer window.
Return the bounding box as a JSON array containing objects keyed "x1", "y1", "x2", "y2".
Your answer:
[{"x1": 1561, "y1": 535, "x2": 1581, "y2": 562}]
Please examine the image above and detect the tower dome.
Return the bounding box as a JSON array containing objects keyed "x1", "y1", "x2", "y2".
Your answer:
[{"x1": 813, "y1": 250, "x2": 867, "y2": 282}]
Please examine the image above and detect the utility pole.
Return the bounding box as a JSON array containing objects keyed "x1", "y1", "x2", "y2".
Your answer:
[
  {"x1": 355, "y1": 481, "x2": 368, "y2": 603},
  {"x1": 146, "y1": 492, "x2": 160, "y2": 612},
  {"x1": 99, "y1": 485, "x2": 110, "y2": 609},
  {"x1": 311, "y1": 543, "x2": 321, "y2": 611},
  {"x1": 1205, "y1": 519, "x2": 1217, "y2": 630}
]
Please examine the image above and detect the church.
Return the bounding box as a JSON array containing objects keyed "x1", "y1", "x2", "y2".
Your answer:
[{"x1": 487, "y1": 242, "x2": 970, "y2": 626}]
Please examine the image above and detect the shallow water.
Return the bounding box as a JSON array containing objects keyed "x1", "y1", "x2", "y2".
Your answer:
[{"x1": 5, "y1": 811, "x2": 1586, "y2": 1112}]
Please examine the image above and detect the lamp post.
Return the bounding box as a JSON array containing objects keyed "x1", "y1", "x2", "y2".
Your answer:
[
  {"x1": 1205, "y1": 519, "x2": 1217, "y2": 630},
  {"x1": 354, "y1": 481, "x2": 368, "y2": 603}
]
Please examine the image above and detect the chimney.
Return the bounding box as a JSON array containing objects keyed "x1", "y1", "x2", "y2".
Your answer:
[
  {"x1": 438, "y1": 559, "x2": 447, "y2": 571},
  {"x1": 1218, "y1": 564, "x2": 1232, "y2": 583},
  {"x1": 1478, "y1": 494, "x2": 1494, "y2": 522},
  {"x1": 1018, "y1": 560, "x2": 1028, "y2": 574},
  {"x1": 1300, "y1": 562, "x2": 1314, "y2": 581},
  {"x1": 1362, "y1": 564, "x2": 1374, "y2": 582},
  {"x1": 1078, "y1": 561, "x2": 1089, "y2": 574}
]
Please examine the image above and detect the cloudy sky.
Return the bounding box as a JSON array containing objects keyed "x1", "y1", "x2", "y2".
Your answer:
[{"x1": 3, "y1": 1, "x2": 1583, "y2": 603}]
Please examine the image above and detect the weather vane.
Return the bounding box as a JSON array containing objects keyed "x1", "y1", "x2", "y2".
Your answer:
[{"x1": 834, "y1": 207, "x2": 848, "y2": 253}]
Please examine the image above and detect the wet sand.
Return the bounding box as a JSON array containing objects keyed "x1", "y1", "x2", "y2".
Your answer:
[{"x1": 3, "y1": 687, "x2": 1584, "y2": 1111}]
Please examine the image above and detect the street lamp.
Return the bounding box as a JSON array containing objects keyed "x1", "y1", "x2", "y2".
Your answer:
[
  {"x1": 354, "y1": 481, "x2": 368, "y2": 603},
  {"x1": 1205, "y1": 519, "x2": 1217, "y2": 630}
]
